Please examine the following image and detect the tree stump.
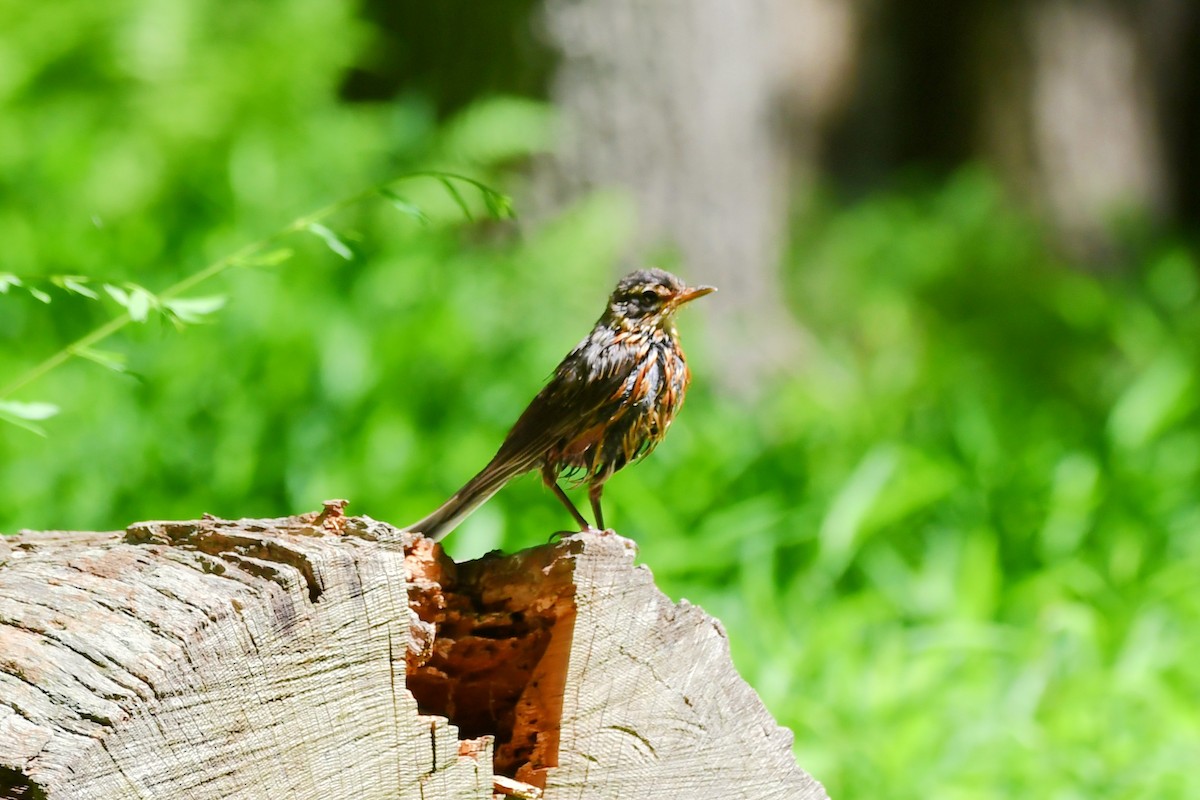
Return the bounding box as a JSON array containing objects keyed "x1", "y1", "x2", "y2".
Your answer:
[{"x1": 0, "y1": 502, "x2": 826, "y2": 799}]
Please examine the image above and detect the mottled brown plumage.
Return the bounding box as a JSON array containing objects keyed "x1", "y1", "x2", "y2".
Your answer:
[{"x1": 406, "y1": 268, "x2": 715, "y2": 541}]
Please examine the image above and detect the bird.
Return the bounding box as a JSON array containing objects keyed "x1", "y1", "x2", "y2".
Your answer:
[{"x1": 405, "y1": 268, "x2": 715, "y2": 541}]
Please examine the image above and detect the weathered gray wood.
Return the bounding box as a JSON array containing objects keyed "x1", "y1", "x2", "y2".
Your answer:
[
  {"x1": 0, "y1": 507, "x2": 489, "y2": 800},
  {"x1": 1, "y1": 505, "x2": 825, "y2": 799},
  {"x1": 544, "y1": 534, "x2": 823, "y2": 799}
]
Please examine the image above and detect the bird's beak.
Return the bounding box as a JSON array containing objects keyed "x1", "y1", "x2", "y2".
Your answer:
[{"x1": 673, "y1": 285, "x2": 717, "y2": 307}]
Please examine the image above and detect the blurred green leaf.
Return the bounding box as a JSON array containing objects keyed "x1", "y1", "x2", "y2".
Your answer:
[
  {"x1": 104, "y1": 284, "x2": 159, "y2": 322},
  {"x1": 73, "y1": 346, "x2": 128, "y2": 374},
  {"x1": 52, "y1": 275, "x2": 99, "y2": 299},
  {"x1": 863, "y1": 446, "x2": 958, "y2": 533},
  {"x1": 1040, "y1": 452, "x2": 1100, "y2": 559},
  {"x1": 0, "y1": 400, "x2": 60, "y2": 436},
  {"x1": 482, "y1": 190, "x2": 515, "y2": 220},
  {"x1": 0, "y1": 400, "x2": 59, "y2": 420},
  {"x1": 307, "y1": 222, "x2": 355, "y2": 260},
  {"x1": 161, "y1": 295, "x2": 227, "y2": 325},
  {"x1": 437, "y1": 177, "x2": 473, "y2": 221},
  {"x1": 817, "y1": 444, "x2": 899, "y2": 579},
  {"x1": 103, "y1": 284, "x2": 130, "y2": 306},
  {"x1": 380, "y1": 189, "x2": 431, "y2": 226},
  {"x1": 1108, "y1": 352, "x2": 1194, "y2": 450}
]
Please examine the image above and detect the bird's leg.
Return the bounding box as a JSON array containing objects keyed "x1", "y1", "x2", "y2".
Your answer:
[
  {"x1": 542, "y1": 464, "x2": 592, "y2": 531},
  {"x1": 588, "y1": 480, "x2": 608, "y2": 531}
]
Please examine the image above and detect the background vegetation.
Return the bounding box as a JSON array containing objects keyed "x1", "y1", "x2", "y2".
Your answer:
[{"x1": 2, "y1": 2, "x2": 1198, "y2": 798}]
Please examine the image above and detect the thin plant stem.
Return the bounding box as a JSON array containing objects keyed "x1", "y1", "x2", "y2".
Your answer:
[{"x1": 0, "y1": 172, "x2": 506, "y2": 401}]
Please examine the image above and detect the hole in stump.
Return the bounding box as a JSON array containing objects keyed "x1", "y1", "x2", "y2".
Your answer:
[{"x1": 403, "y1": 538, "x2": 576, "y2": 789}]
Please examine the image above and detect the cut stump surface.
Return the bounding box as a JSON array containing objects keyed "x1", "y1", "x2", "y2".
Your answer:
[{"x1": 0, "y1": 504, "x2": 826, "y2": 799}]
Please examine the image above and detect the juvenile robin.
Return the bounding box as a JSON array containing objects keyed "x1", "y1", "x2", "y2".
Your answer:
[{"x1": 405, "y1": 268, "x2": 715, "y2": 540}]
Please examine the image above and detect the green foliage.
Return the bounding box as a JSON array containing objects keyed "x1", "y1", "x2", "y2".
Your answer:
[
  {"x1": 625, "y1": 170, "x2": 1200, "y2": 798},
  {"x1": 2, "y1": 3, "x2": 1198, "y2": 798}
]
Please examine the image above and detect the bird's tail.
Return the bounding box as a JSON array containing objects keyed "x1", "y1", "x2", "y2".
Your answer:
[{"x1": 402, "y1": 456, "x2": 527, "y2": 541}]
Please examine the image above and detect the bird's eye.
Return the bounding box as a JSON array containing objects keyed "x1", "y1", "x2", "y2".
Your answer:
[{"x1": 640, "y1": 290, "x2": 659, "y2": 304}]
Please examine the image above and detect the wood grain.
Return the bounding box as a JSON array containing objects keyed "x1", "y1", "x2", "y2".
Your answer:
[{"x1": 0, "y1": 505, "x2": 825, "y2": 799}]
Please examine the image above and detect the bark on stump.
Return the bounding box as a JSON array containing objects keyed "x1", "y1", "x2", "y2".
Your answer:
[{"x1": 0, "y1": 502, "x2": 826, "y2": 799}]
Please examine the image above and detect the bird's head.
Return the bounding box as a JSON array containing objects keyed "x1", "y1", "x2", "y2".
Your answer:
[{"x1": 605, "y1": 268, "x2": 716, "y2": 333}]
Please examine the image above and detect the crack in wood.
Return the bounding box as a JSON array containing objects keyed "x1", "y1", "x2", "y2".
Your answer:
[
  {"x1": 0, "y1": 617, "x2": 149, "y2": 708},
  {"x1": 127, "y1": 522, "x2": 324, "y2": 603},
  {"x1": 429, "y1": 719, "x2": 439, "y2": 774},
  {"x1": 98, "y1": 740, "x2": 148, "y2": 800},
  {"x1": 602, "y1": 725, "x2": 659, "y2": 760}
]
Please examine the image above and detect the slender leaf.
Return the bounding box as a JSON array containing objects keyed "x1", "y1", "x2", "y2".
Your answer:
[
  {"x1": 0, "y1": 400, "x2": 60, "y2": 433},
  {"x1": 482, "y1": 190, "x2": 515, "y2": 220},
  {"x1": 0, "y1": 273, "x2": 20, "y2": 293},
  {"x1": 104, "y1": 283, "x2": 158, "y2": 321},
  {"x1": 127, "y1": 286, "x2": 155, "y2": 322},
  {"x1": 0, "y1": 410, "x2": 49, "y2": 436},
  {"x1": 380, "y1": 188, "x2": 431, "y2": 225},
  {"x1": 307, "y1": 222, "x2": 354, "y2": 260},
  {"x1": 103, "y1": 283, "x2": 130, "y2": 306},
  {"x1": 73, "y1": 346, "x2": 129, "y2": 373},
  {"x1": 0, "y1": 400, "x2": 60, "y2": 420},
  {"x1": 53, "y1": 275, "x2": 99, "y2": 299},
  {"x1": 27, "y1": 286, "x2": 51, "y2": 303},
  {"x1": 438, "y1": 177, "x2": 473, "y2": 221},
  {"x1": 162, "y1": 295, "x2": 227, "y2": 324}
]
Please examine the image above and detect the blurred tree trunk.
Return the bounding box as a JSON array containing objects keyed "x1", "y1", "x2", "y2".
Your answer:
[
  {"x1": 1020, "y1": 0, "x2": 1177, "y2": 260},
  {"x1": 539, "y1": 0, "x2": 858, "y2": 393},
  {"x1": 975, "y1": 0, "x2": 1197, "y2": 261},
  {"x1": 346, "y1": 0, "x2": 1197, "y2": 277},
  {"x1": 826, "y1": 0, "x2": 1195, "y2": 263}
]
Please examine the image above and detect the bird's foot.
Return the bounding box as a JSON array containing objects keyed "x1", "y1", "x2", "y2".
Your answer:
[{"x1": 547, "y1": 525, "x2": 612, "y2": 543}]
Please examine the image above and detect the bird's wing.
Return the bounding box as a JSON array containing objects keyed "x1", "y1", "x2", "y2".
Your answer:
[{"x1": 479, "y1": 332, "x2": 638, "y2": 481}]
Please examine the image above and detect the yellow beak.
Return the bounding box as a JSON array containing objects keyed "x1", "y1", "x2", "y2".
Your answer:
[{"x1": 673, "y1": 285, "x2": 717, "y2": 307}]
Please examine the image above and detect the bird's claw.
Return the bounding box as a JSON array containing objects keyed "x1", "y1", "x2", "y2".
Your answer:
[{"x1": 547, "y1": 525, "x2": 614, "y2": 543}]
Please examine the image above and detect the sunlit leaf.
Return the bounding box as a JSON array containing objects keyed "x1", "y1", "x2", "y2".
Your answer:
[
  {"x1": 103, "y1": 283, "x2": 130, "y2": 306},
  {"x1": 127, "y1": 286, "x2": 155, "y2": 322},
  {"x1": 0, "y1": 273, "x2": 20, "y2": 293},
  {"x1": 162, "y1": 295, "x2": 227, "y2": 324},
  {"x1": 73, "y1": 346, "x2": 129, "y2": 373},
  {"x1": 380, "y1": 188, "x2": 431, "y2": 225},
  {"x1": 0, "y1": 400, "x2": 59, "y2": 420},
  {"x1": 104, "y1": 283, "x2": 159, "y2": 321},
  {"x1": 27, "y1": 286, "x2": 51, "y2": 303},
  {"x1": 0, "y1": 400, "x2": 59, "y2": 435},
  {"x1": 307, "y1": 222, "x2": 354, "y2": 260},
  {"x1": 1107, "y1": 351, "x2": 1194, "y2": 449},
  {"x1": 52, "y1": 275, "x2": 99, "y2": 299}
]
